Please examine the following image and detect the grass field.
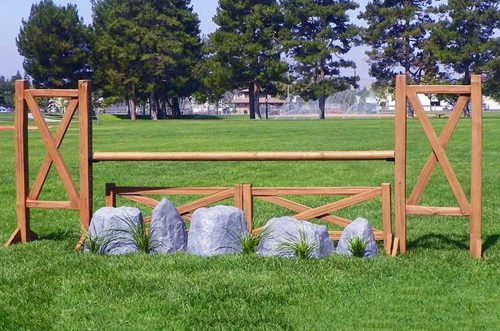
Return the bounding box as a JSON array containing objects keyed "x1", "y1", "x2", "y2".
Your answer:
[{"x1": 0, "y1": 114, "x2": 499, "y2": 330}]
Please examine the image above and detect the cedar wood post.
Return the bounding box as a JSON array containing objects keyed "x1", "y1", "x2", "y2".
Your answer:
[
  {"x1": 470, "y1": 75, "x2": 482, "y2": 258},
  {"x1": 79, "y1": 80, "x2": 92, "y2": 230}
]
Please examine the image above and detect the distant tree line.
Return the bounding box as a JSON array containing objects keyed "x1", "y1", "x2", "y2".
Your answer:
[{"x1": 12, "y1": 0, "x2": 499, "y2": 119}]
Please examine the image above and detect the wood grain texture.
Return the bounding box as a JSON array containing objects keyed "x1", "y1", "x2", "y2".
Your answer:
[{"x1": 470, "y1": 75, "x2": 482, "y2": 259}]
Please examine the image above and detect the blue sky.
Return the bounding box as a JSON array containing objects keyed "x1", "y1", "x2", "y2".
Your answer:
[{"x1": 0, "y1": 0, "x2": 372, "y2": 85}]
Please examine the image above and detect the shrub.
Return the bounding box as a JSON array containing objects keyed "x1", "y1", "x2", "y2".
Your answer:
[
  {"x1": 348, "y1": 236, "x2": 367, "y2": 258},
  {"x1": 278, "y1": 229, "x2": 317, "y2": 259}
]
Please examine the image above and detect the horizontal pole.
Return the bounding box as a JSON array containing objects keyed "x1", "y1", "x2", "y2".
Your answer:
[
  {"x1": 0, "y1": 126, "x2": 15, "y2": 132},
  {"x1": 26, "y1": 200, "x2": 78, "y2": 210},
  {"x1": 407, "y1": 85, "x2": 471, "y2": 94},
  {"x1": 252, "y1": 187, "x2": 381, "y2": 196},
  {"x1": 26, "y1": 89, "x2": 79, "y2": 98},
  {"x1": 406, "y1": 205, "x2": 466, "y2": 216},
  {"x1": 93, "y1": 151, "x2": 396, "y2": 162},
  {"x1": 114, "y1": 186, "x2": 231, "y2": 196}
]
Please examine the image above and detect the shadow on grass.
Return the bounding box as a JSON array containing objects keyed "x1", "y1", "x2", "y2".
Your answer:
[
  {"x1": 483, "y1": 234, "x2": 500, "y2": 253},
  {"x1": 409, "y1": 233, "x2": 500, "y2": 253},
  {"x1": 38, "y1": 229, "x2": 77, "y2": 242}
]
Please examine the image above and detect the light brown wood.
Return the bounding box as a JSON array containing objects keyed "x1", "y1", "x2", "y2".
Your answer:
[
  {"x1": 14, "y1": 80, "x2": 32, "y2": 244},
  {"x1": 105, "y1": 183, "x2": 116, "y2": 207},
  {"x1": 252, "y1": 187, "x2": 379, "y2": 196},
  {"x1": 24, "y1": 92, "x2": 80, "y2": 207},
  {"x1": 470, "y1": 75, "x2": 482, "y2": 259},
  {"x1": 177, "y1": 188, "x2": 235, "y2": 214},
  {"x1": 242, "y1": 184, "x2": 253, "y2": 232},
  {"x1": 28, "y1": 98, "x2": 78, "y2": 200},
  {"x1": 121, "y1": 195, "x2": 160, "y2": 208},
  {"x1": 294, "y1": 189, "x2": 381, "y2": 221},
  {"x1": 234, "y1": 184, "x2": 243, "y2": 210},
  {"x1": 328, "y1": 231, "x2": 385, "y2": 241},
  {"x1": 381, "y1": 183, "x2": 392, "y2": 254},
  {"x1": 26, "y1": 200, "x2": 76, "y2": 210},
  {"x1": 92, "y1": 150, "x2": 396, "y2": 162},
  {"x1": 258, "y1": 195, "x2": 352, "y2": 227},
  {"x1": 408, "y1": 93, "x2": 471, "y2": 215},
  {"x1": 394, "y1": 75, "x2": 407, "y2": 254},
  {"x1": 407, "y1": 85, "x2": 471, "y2": 94},
  {"x1": 26, "y1": 89, "x2": 79, "y2": 98},
  {"x1": 407, "y1": 96, "x2": 468, "y2": 205},
  {"x1": 391, "y1": 237, "x2": 399, "y2": 257},
  {"x1": 79, "y1": 80, "x2": 92, "y2": 230},
  {"x1": 406, "y1": 205, "x2": 464, "y2": 216},
  {"x1": 115, "y1": 187, "x2": 229, "y2": 195},
  {"x1": 5, "y1": 228, "x2": 22, "y2": 247},
  {"x1": 0, "y1": 126, "x2": 15, "y2": 132}
]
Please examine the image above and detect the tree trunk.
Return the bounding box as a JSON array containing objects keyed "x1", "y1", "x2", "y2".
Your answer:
[
  {"x1": 463, "y1": 68, "x2": 471, "y2": 117},
  {"x1": 254, "y1": 81, "x2": 262, "y2": 119},
  {"x1": 319, "y1": 95, "x2": 326, "y2": 120},
  {"x1": 129, "y1": 85, "x2": 137, "y2": 120},
  {"x1": 265, "y1": 93, "x2": 269, "y2": 119},
  {"x1": 149, "y1": 93, "x2": 158, "y2": 120},
  {"x1": 248, "y1": 83, "x2": 256, "y2": 119},
  {"x1": 172, "y1": 98, "x2": 181, "y2": 118}
]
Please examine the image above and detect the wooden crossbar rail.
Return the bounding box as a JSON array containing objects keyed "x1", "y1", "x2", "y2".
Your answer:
[
  {"x1": 407, "y1": 85, "x2": 471, "y2": 94},
  {"x1": 93, "y1": 151, "x2": 396, "y2": 162},
  {"x1": 0, "y1": 126, "x2": 15, "y2": 132},
  {"x1": 26, "y1": 89, "x2": 79, "y2": 98}
]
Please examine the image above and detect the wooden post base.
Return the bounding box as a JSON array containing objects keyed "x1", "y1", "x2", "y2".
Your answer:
[
  {"x1": 391, "y1": 237, "x2": 400, "y2": 257},
  {"x1": 75, "y1": 234, "x2": 86, "y2": 251},
  {"x1": 4, "y1": 228, "x2": 38, "y2": 247},
  {"x1": 470, "y1": 239, "x2": 482, "y2": 259}
]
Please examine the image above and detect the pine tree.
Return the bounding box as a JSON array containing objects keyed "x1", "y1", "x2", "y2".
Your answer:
[
  {"x1": 359, "y1": 0, "x2": 439, "y2": 89},
  {"x1": 209, "y1": 0, "x2": 287, "y2": 119},
  {"x1": 16, "y1": 0, "x2": 92, "y2": 88},
  {"x1": 283, "y1": 0, "x2": 359, "y2": 119}
]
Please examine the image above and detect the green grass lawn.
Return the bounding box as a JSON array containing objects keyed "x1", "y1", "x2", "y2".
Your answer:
[{"x1": 0, "y1": 115, "x2": 499, "y2": 330}]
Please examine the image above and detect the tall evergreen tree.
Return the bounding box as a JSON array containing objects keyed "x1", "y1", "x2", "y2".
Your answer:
[
  {"x1": 92, "y1": 0, "x2": 201, "y2": 120},
  {"x1": 427, "y1": 0, "x2": 499, "y2": 90},
  {"x1": 17, "y1": 0, "x2": 92, "y2": 88},
  {"x1": 210, "y1": 0, "x2": 287, "y2": 119},
  {"x1": 283, "y1": 0, "x2": 359, "y2": 119},
  {"x1": 359, "y1": 0, "x2": 439, "y2": 90}
]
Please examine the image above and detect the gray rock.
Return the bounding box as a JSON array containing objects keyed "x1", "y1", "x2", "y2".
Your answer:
[
  {"x1": 149, "y1": 198, "x2": 187, "y2": 254},
  {"x1": 84, "y1": 207, "x2": 143, "y2": 255},
  {"x1": 256, "y1": 217, "x2": 334, "y2": 258},
  {"x1": 187, "y1": 206, "x2": 247, "y2": 256},
  {"x1": 336, "y1": 217, "x2": 378, "y2": 257}
]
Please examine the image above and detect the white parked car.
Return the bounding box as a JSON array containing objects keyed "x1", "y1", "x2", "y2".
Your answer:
[{"x1": 0, "y1": 106, "x2": 13, "y2": 112}]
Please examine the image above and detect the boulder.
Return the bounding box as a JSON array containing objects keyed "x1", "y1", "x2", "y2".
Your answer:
[
  {"x1": 336, "y1": 217, "x2": 378, "y2": 257},
  {"x1": 256, "y1": 216, "x2": 334, "y2": 258},
  {"x1": 149, "y1": 198, "x2": 187, "y2": 254},
  {"x1": 84, "y1": 207, "x2": 143, "y2": 255},
  {"x1": 187, "y1": 206, "x2": 247, "y2": 256}
]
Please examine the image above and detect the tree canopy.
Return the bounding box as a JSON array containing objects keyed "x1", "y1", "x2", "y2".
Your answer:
[{"x1": 17, "y1": 0, "x2": 92, "y2": 88}]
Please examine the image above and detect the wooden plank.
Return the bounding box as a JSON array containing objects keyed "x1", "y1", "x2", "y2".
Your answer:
[
  {"x1": 92, "y1": 150, "x2": 396, "y2": 162},
  {"x1": 407, "y1": 96, "x2": 469, "y2": 205},
  {"x1": 406, "y1": 205, "x2": 464, "y2": 216},
  {"x1": 115, "y1": 187, "x2": 229, "y2": 195},
  {"x1": 26, "y1": 200, "x2": 76, "y2": 210},
  {"x1": 381, "y1": 183, "x2": 392, "y2": 254},
  {"x1": 105, "y1": 183, "x2": 116, "y2": 207},
  {"x1": 242, "y1": 184, "x2": 253, "y2": 232},
  {"x1": 470, "y1": 75, "x2": 482, "y2": 259},
  {"x1": 408, "y1": 93, "x2": 471, "y2": 215},
  {"x1": 79, "y1": 80, "x2": 92, "y2": 230},
  {"x1": 121, "y1": 195, "x2": 160, "y2": 208},
  {"x1": 5, "y1": 228, "x2": 22, "y2": 247},
  {"x1": 28, "y1": 99, "x2": 78, "y2": 200},
  {"x1": 26, "y1": 89, "x2": 79, "y2": 98},
  {"x1": 24, "y1": 92, "x2": 80, "y2": 207},
  {"x1": 252, "y1": 187, "x2": 378, "y2": 196},
  {"x1": 15, "y1": 80, "x2": 31, "y2": 243},
  {"x1": 0, "y1": 126, "x2": 15, "y2": 132},
  {"x1": 391, "y1": 237, "x2": 399, "y2": 257},
  {"x1": 294, "y1": 189, "x2": 381, "y2": 221},
  {"x1": 258, "y1": 195, "x2": 352, "y2": 227},
  {"x1": 394, "y1": 75, "x2": 407, "y2": 254},
  {"x1": 407, "y1": 85, "x2": 471, "y2": 94},
  {"x1": 234, "y1": 184, "x2": 243, "y2": 209},
  {"x1": 177, "y1": 188, "x2": 234, "y2": 214}
]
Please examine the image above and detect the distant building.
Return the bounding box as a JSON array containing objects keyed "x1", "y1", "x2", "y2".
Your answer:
[{"x1": 231, "y1": 89, "x2": 285, "y2": 114}]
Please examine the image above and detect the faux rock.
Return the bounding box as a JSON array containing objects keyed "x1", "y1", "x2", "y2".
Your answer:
[
  {"x1": 256, "y1": 216, "x2": 334, "y2": 258},
  {"x1": 149, "y1": 198, "x2": 187, "y2": 254},
  {"x1": 85, "y1": 206, "x2": 143, "y2": 255},
  {"x1": 336, "y1": 217, "x2": 378, "y2": 257},
  {"x1": 187, "y1": 206, "x2": 247, "y2": 256}
]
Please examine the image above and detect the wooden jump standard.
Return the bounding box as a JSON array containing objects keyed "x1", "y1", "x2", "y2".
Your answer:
[
  {"x1": 394, "y1": 74, "x2": 483, "y2": 259},
  {"x1": 3, "y1": 76, "x2": 483, "y2": 258}
]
